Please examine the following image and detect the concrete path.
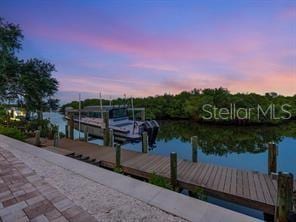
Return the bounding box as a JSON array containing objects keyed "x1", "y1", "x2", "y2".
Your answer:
[{"x1": 0, "y1": 135, "x2": 261, "y2": 222}]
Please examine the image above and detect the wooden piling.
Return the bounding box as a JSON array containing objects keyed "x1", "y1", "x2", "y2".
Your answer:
[
  {"x1": 84, "y1": 127, "x2": 89, "y2": 142},
  {"x1": 275, "y1": 172, "x2": 294, "y2": 222},
  {"x1": 115, "y1": 144, "x2": 121, "y2": 168},
  {"x1": 103, "y1": 112, "x2": 109, "y2": 129},
  {"x1": 142, "y1": 132, "x2": 148, "y2": 153},
  {"x1": 65, "y1": 125, "x2": 69, "y2": 138},
  {"x1": 191, "y1": 136, "x2": 198, "y2": 162},
  {"x1": 34, "y1": 130, "x2": 41, "y2": 147},
  {"x1": 268, "y1": 142, "x2": 277, "y2": 175},
  {"x1": 69, "y1": 113, "x2": 74, "y2": 140},
  {"x1": 53, "y1": 133, "x2": 59, "y2": 147},
  {"x1": 103, "y1": 112, "x2": 110, "y2": 146},
  {"x1": 103, "y1": 129, "x2": 109, "y2": 146},
  {"x1": 170, "y1": 152, "x2": 177, "y2": 190},
  {"x1": 108, "y1": 129, "x2": 114, "y2": 147}
]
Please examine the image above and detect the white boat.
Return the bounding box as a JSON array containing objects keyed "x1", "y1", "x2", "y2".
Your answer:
[{"x1": 65, "y1": 106, "x2": 159, "y2": 145}]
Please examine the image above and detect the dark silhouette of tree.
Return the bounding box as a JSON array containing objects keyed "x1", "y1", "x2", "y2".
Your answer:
[{"x1": 0, "y1": 18, "x2": 59, "y2": 119}]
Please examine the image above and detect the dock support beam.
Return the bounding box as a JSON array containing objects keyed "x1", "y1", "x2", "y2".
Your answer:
[
  {"x1": 69, "y1": 113, "x2": 74, "y2": 140},
  {"x1": 142, "y1": 132, "x2": 148, "y2": 153},
  {"x1": 170, "y1": 152, "x2": 177, "y2": 190},
  {"x1": 65, "y1": 125, "x2": 69, "y2": 138},
  {"x1": 268, "y1": 142, "x2": 277, "y2": 175},
  {"x1": 103, "y1": 112, "x2": 109, "y2": 129},
  {"x1": 275, "y1": 172, "x2": 293, "y2": 222},
  {"x1": 103, "y1": 112, "x2": 110, "y2": 146},
  {"x1": 103, "y1": 129, "x2": 109, "y2": 146},
  {"x1": 115, "y1": 144, "x2": 121, "y2": 168},
  {"x1": 84, "y1": 127, "x2": 89, "y2": 142},
  {"x1": 34, "y1": 130, "x2": 41, "y2": 147},
  {"x1": 191, "y1": 136, "x2": 198, "y2": 163},
  {"x1": 109, "y1": 129, "x2": 114, "y2": 147},
  {"x1": 53, "y1": 133, "x2": 59, "y2": 147}
]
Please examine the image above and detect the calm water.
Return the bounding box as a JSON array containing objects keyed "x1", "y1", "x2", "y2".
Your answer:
[{"x1": 44, "y1": 112, "x2": 296, "y2": 219}]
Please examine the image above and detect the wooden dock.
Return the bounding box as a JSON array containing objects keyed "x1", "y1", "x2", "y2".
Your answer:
[{"x1": 44, "y1": 138, "x2": 296, "y2": 215}]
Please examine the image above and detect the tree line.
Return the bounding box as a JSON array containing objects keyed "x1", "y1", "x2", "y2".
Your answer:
[{"x1": 61, "y1": 88, "x2": 296, "y2": 124}]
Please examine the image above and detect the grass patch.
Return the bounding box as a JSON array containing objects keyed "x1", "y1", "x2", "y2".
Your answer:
[
  {"x1": 149, "y1": 172, "x2": 172, "y2": 190},
  {"x1": 189, "y1": 187, "x2": 207, "y2": 201},
  {"x1": 0, "y1": 125, "x2": 26, "y2": 141},
  {"x1": 113, "y1": 167, "x2": 123, "y2": 174}
]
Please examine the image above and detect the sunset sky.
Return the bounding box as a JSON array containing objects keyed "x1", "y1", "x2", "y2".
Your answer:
[{"x1": 1, "y1": 0, "x2": 295, "y2": 102}]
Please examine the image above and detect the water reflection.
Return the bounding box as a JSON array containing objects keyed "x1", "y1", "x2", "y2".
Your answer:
[{"x1": 156, "y1": 120, "x2": 296, "y2": 156}]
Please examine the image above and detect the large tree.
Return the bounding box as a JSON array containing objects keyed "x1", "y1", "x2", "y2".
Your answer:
[
  {"x1": 0, "y1": 18, "x2": 59, "y2": 119},
  {"x1": 20, "y1": 58, "x2": 58, "y2": 119},
  {"x1": 0, "y1": 17, "x2": 23, "y2": 101}
]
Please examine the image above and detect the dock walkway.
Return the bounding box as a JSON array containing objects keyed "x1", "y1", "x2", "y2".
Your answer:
[
  {"x1": 1, "y1": 134, "x2": 262, "y2": 222},
  {"x1": 46, "y1": 138, "x2": 296, "y2": 215}
]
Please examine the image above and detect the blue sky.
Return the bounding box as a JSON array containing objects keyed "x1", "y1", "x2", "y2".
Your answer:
[{"x1": 1, "y1": 0, "x2": 295, "y2": 102}]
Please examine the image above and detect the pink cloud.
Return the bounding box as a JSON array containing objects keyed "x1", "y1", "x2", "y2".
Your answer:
[
  {"x1": 19, "y1": 12, "x2": 295, "y2": 96},
  {"x1": 279, "y1": 6, "x2": 296, "y2": 20}
]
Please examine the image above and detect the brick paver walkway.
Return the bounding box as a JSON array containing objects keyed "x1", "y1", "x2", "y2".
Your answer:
[{"x1": 0, "y1": 147, "x2": 97, "y2": 222}]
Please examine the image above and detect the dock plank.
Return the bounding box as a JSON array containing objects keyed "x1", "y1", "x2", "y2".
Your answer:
[
  {"x1": 236, "y1": 170, "x2": 243, "y2": 197},
  {"x1": 224, "y1": 168, "x2": 232, "y2": 194},
  {"x1": 242, "y1": 171, "x2": 250, "y2": 199},
  {"x1": 230, "y1": 168, "x2": 237, "y2": 195},
  {"x1": 253, "y1": 172, "x2": 266, "y2": 203},
  {"x1": 217, "y1": 167, "x2": 227, "y2": 192}
]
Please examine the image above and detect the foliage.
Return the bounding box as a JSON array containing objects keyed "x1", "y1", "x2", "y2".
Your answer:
[
  {"x1": 59, "y1": 132, "x2": 65, "y2": 139},
  {"x1": 148, "y1": 172, "x2": 172, "y2": 190},
  {"x1": 47, "y1": 123, "x2": 59, "y2": 139},
  {"x1": 61, "y1": 88, "x2": 295, "y2": 124},
  {"x1": 0, "y1": 17, "x2": 23, "y2": 101},
  {"x1": 0, "y1": 18, "x2": 59, "y2": 118},
  {"x1": 113, "y1": 167, "x2": 123, "y2": 174},
  {"x1": 0, "y1": 125, "x2": 25, "y2": 141},
  {"x1": 25, "y1": 119, "x2": 52, "y2": 137},
  {"x1": 20, "y1": 58, "x2": 58, "y2": 118},
  {"x1": 190, "y1": 187, "x2": 207, "y2": 201},
  {"x1": 0, "y1": 105, "x2": 8, "y2": 123}
]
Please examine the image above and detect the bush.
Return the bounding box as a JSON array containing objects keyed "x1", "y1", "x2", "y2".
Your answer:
[
  {"x1": 25, "y1": 119, "x2": 49, "y2": 136},
  {"x1": 25, "y1": 119, "x2": 58, "y2": 138},
  {"x1": 148, "y1": 172, "x2": 172, "y2": 190},
  {"x1": 113, "y1": 167, "x2": 123, "y2": 174},
  {"x1": 190, "y1": 187, "x2": 207, "y2": 201},
  {"x1": 0, "y1": 125, "x2": 26, "y2": 141},
  {"x1": 59, "y1": 132, "x2": 65, "y2": 139}
]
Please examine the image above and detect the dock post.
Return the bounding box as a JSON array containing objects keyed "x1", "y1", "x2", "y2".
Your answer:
[
  {"x1": 53, "y1": 133, "x2": 59, "y2": 147},
  {"x1": 275, "y1": 172, "x2": 293, "y2": 222},
  {"x1": 34, "y1": 130, "x2": 41, "y2": 147},
  {"x1": 115, "y1": 144, "x2": 121, "y2": 168},
  {"x1": 103, "y1": 112, "x2": 110, "y2": 146},
  {"x1": 69, "y1": 113, "x2": 74, "y2": 140},
  {"x1": 170, "y1": 152, "x2": 177, "y2": 190},
  {"x1": 65, "y1": 125, "x2": 69, "y2": 138},
  {"x1": 268, "y1": 142, "x2": 277, "y2": 175},
  {"x1": 103, "y1": 129, "x2": 109, "y2": 146},
  {"x1": 84, "y1": 127, "x2": 89, "y2": 142},
  {"x1": 103, "y1": 112, "x2": 109, "y2": 129},
  {"x1": 109, "y1": 129, "x2": 114, "y2": 147},
  {"x1": 191, "y1": 136, "x2": 198, "y2": 162},
  {"x1": 142, "y1": 132, "x2": 148, "y2": 153}
]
